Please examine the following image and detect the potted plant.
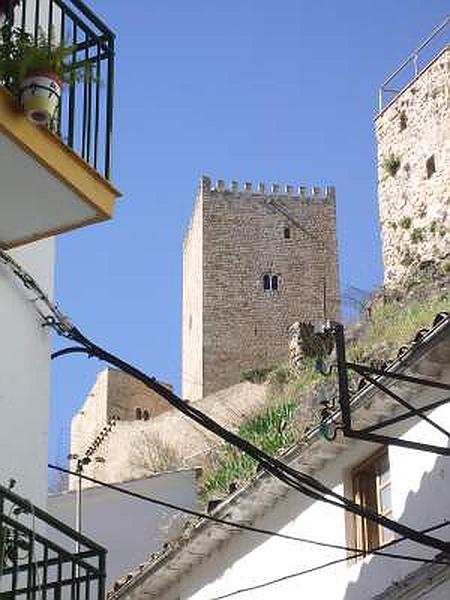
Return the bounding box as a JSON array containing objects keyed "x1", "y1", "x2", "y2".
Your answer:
[
  {"x1": 0, "y1": 25, "x2": 83, "y2": 126},
  {"x1": 0, "y1": 0, "x2": 21, "y2": 18}
]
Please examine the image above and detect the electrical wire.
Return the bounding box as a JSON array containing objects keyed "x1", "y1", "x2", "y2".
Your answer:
[
  {"x1": 47, "y1": 463, "x2": 368, "y2": 553},
  {"x1": 209, "y1": 519, "x2": 450, "y2": 600},
  {"x1": 55, "y1": 327, "x2": 450, "y2": 556},
  {"x1": 48, "y1": 464, "x2": 450, "y2": 571},
  {"x1": 2, "y1": 248, "x2": 449, "y2": 557}
]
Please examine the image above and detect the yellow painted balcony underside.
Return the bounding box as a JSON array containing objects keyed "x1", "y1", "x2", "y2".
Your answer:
[{"x1": 0, "y1": 85, "x2": 121, "y2": 249}]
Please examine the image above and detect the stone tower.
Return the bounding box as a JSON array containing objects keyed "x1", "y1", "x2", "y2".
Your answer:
[
  {"x1": 375, "y1": 43, "x2": 450, "y2": 287},
  {"x1": 182, "y1": 176, "x2": 339, "y2": 401}
]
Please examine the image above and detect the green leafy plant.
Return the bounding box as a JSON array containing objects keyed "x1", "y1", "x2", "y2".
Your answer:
[
  {"x1": 0, "y1": 25, "x2": 88, "y2": 96},
  {"x1": 411, "y1": 228, "x2": 424, "y2": 243},
  {"x1": 383, "y1": 153, "x2": 401, "y2": 177},
  {"x1": 240, "y1": 367, "x2": 272, "y2": 384},
  {"x1": 400, "y1": 249, "x2": 414, "y2": 266},
  {"x1": 399, "y1": 216, "x2": 412, "y2": 229}
]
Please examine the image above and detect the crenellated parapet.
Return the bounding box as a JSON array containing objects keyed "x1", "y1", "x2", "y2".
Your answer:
[{"x1": 200, "y1": 175, "x2": 335, "y2": 202}]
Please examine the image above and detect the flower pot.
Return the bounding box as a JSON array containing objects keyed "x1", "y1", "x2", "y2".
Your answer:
[
  {"x1": 0, "y1": 0, "x2": 21, "y2": 16},
  {"x1": 20, "y1": 71, "x2": 61, "y2": 126}
]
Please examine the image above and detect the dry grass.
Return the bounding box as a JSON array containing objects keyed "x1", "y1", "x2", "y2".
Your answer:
[{"x1": 200, "y1": 292, "x2": 449, "y2": 500}]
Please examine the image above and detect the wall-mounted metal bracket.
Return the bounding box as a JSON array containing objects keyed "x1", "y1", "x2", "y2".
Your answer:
[{"x1": 329, "y1": 321, "x2": 450, "y2": 456}]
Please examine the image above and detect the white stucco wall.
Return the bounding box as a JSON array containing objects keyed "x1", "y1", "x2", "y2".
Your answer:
[
  {"x1": 160, "y1": 402, "x2": 450, "y2": 600},
  {"x1": 0, "y1": 238, "x2": 55, "y2": 509},
  {"x1": 48, "y1": 469, "x2": 200, "y2": 590}
]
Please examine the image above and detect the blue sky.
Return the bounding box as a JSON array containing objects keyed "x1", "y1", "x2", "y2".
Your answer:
[{"x1": 49, "y1": 1, "x2": 449, "y2": 467}]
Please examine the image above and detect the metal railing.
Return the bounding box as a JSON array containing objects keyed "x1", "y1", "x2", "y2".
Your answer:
[
  {"x1": 0, "y1": 483, "x2": 106, "y2": 599},
  {"x1": 2, "y1": 0, "x2": 115, "y2": 179},
  {"x1": 378, "y1": 16, "x2": 449, "y2": 113}
]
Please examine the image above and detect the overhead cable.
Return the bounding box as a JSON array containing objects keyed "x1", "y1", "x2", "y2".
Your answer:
[
  {"x1": 48, "y1": 464, "x2": 450, "y2": 569},
  {"x1": 1, "y1": 247, "x2": 449, "y2": 556},
  {"x1": 55, "y1": 326, "x2": 450, "y2": 555},
  {"x1": 209, "y1": 520, "x2": 450, "y2": 600}
]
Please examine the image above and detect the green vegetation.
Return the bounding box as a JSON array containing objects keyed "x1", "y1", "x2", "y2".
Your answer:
[
  {"x1": 411, "y1": 228, "x2": 424, "y2": 243},
  {"x1": 383, "y1": 153, "x2": 401, "y2": 177},
  {"x1": 201, "y1": 362, "x2": 322, "y2": 498},
  {"x1": 200, "y1": 292, "x2": 449, "y2": 501},
  {"x1": 0, "y1": 25, "x2": 87, "y2": 95},
  {"x1": 240, "y1": 367, "x2": 273, "y2": 384},
  {"x1": 399, "y1": 216, "x2": 412, "y2": 229},
  {"x1": 400, "y1": 249, "x2": 414, "y2": 266},
  {"x1": 347, "y1": 296, "x2": 449, "y2": 365},
  {"x1": 439, "y1": 260, "x2": 450, "y2": 274}
]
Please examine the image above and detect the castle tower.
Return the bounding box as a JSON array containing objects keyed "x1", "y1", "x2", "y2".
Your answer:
[
  {"x1": 182, "y1": 177, "x2": 339, "y2": 401},
  {"x1": 375, "y1": 30, "x2": 450, "y2": 287}
]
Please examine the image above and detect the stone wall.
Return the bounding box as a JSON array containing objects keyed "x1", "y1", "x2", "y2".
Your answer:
[
  {"x1": 75, "y1": 381, "x2": 268, "y2": 486},
  {"x1": 105, "y1": 368, "x2": 172, "y2": 422},
  {"x1": 182, "y1": 190, "x2": 203, "y2": 401},
  {"x1": 182, "y1": 176, "x2": 339, "y2": 401},
  {"x1": 69, "y1": 368, "x2": 172, "y2": 489},
  {"x1": 376, "y1": 47, "x2": 450, "y2": 287}
]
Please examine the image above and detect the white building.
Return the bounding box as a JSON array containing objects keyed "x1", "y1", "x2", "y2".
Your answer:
[
  {"x1": 110, "y1": 311, "x2": 450, "y2": 600},
  {"x1": 0, "y1": 1, "x2": 120, "y2": 597},
  {"x1": 0, "y1": 0, "x2": 120, "y2": 511},
  {"x1": 48, "y1": 469, "x2": 201, "y2": 590}
]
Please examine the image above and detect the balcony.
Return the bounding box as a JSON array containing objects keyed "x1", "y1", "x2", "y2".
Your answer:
[
  {"x1": 0, "y1": 483, "x2": 106, "y2": 598},
  {"x1": 0, "y1": 0, "x2": 121, "y2": 249}
]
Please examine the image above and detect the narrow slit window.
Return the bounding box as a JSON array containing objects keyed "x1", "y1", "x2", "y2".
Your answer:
[
  {"x1": 263, "y1": 273, "x2": 280, "y2": 292},
  {"x1": 284, "y1": 227, "x2": 291, "y2": 239},
  {"x1": 399, "y1": 111, "x2": 407, "y2": 131},
  {"x1": 143, "y1": 409, "x2": 150, "y2": 421},
  {"x1": 136, "y1": 407, "x2": 142, "y2": 420},
  {"x1": 426, "y1": 155, "x2": 436, "y2": 178}
]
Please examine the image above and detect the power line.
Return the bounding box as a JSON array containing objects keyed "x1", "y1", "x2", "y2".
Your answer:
[
  {"x1": 48, "y1": 464, "x2": 450, "y2": 571},
  {"x1": 53, "y1": 328, "x2": 450, "y2": 556},
  {"x1": 2, "y1": 248, "x2": 449, "y2": 556},
  {"x1": 209, "y1": 520, "x2": 450, "y2": 600}
]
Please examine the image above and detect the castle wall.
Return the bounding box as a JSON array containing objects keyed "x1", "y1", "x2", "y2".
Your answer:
[
  {"x1": 73, "y1": 382, "x2": 268, "y2": 487},
  {"x1": 70, "y1": 368, "x2": 172, "y2": 489},
  {"x1": 106, "y1": 369, "x2": 172, "y2": 421},
  {"x1": 182, "y1": 190, "x2": 204, "y2": 400},
  {"x1": 183, "y1": 177, "x2": 339, "y2": 401},
  {"x1": 376, "y1": 47, "x2": 450, "y2": 286}
]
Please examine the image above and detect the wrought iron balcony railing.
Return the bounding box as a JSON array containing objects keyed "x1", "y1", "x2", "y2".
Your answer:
[
  {"x1": 1, "y1": 0, "x2": 115, "y2": 180},
  {"x1": 0, "y1": 483, "x2": 107, "y2": 599}
]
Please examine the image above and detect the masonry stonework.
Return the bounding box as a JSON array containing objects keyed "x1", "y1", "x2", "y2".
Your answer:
[
  {"x1": 69, "y1": 368, "x2": 172, "y2": 489},
  {"x1": 376, "y1": 47, "x2": 450, "y2": 287},
  {"x1": 182, "y1": 177, "x2": 340, "y2": 401}
]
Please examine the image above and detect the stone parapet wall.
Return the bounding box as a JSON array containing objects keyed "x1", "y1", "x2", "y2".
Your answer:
[{"x1": 376, "y1": 47, "x2": 450, "y2": 286}]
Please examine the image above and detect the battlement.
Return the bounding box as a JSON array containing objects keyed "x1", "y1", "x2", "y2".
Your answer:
[{"x1": 200, "y1": 176, "x2": 335, "y2": 202}]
